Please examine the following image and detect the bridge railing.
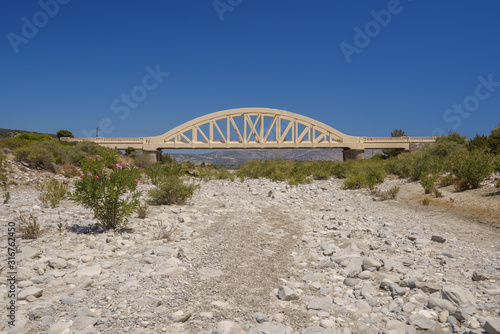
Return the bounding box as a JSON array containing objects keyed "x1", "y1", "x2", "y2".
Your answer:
[
  {"x1": 361, "y1": 136, "x2": 436, "y2": 142},
  {"x1": 61, "y1": 137, "x2": 144, "y2": 142}
]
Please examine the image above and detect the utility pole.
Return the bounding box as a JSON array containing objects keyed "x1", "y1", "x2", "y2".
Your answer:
[{"x1": 96, "y1": 127, "x2": 99, "y2": 138}]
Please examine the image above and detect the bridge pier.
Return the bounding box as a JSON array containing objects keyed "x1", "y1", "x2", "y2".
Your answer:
[
  {"x1": 343, "y1": 149, "x2": 365, "y2": 161},
  {"x1": 142, "y1": 150, "x2": 162, "y2": 163}
]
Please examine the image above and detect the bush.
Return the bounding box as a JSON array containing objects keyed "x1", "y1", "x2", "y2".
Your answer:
[
  {"x1": 60, "y1": 164, "x2": 81, "y2": 177},
  {"x1": 137, "y1": 202, "x2": 149, "y2": 218},
  {"x1": 56, "y1": 130, "x2": 74, "y2": 138},
  {"x1": 448, "y1": 149, "x2": 493, "y2": 190},
  {"x1": 70, "y1": 150, "x2": 142, "y2": 229},
  {"x1": 144, "y1": 162, "x2": 184, "y2": 185},
  {"x1": 419, "y1": 174, "x2": 438, "y2": 194},
  {"x1": 422, "y1": 197, "x2": 430, "y2": 206},
  {"x1": 18, "y1": 132, "x2": 53, "y2": 141},
  {"x1": 17, "y1": 213, "x2": 42, "y2": 239},
  {"x1": 0, "y1": 153, "x2": 9, "y2": 204},
  {"x1": 14, "y1": 145, "x2": 55, "y2": 170},
  {"x1": 468, "y1": 134, "x2": 489, "y2": 152},
  {"x1": 214, "y1": 168, "x2": 235, "y2": 181},
  {"x1": 148, "y1": 176, "x2": 199, "y2": 205},
  {"x1": 342, "y1": 162, "x2": 386, "y2": 190},
  {"x1": 372, "y1": 186, "x2": 400, "y2": 200},
  {"x1": 38, "y1": 179, "x2": 68, "y2": 208},
  {"x1": 438, "y1": 174, "x2": 455, "y2": 187}
]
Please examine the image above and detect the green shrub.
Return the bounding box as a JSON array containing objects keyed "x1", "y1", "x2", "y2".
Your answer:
[
  {"x1": 144, "y1": 162, "x2": 184, "y2": 185},
  {"x1": 448, "y1": 149, "x2": 493, "y2": 190},
  {"x1": 137, "y1": 201, "x2": 149, "y2": 218},
  {"x1": 489, "y1": 129, "x2": 500, "y2": 154},
  {"x1": 148, "y1": 176, "x2": 199, "y2": 205},
  {"x1": 70, "y1": 150, "x2": 142, "y2": 229},
  {"x1": 18, "y1": 132, "x2": 53, "y2": 141},
  {"x1": 468, "y1": 134, "x2": 489, "y2": 152},
  {"x1": 419, "y1": 174, "x2": 438, "y2": 194},
  {"x1": 14, "y1": 145, "x2": 55, "y2": 170},
  {"x1": 342, "y1": 162, "x2": 386, "y2": 190},
  {"x1": 422, "y1": 197, "x2": 430, "y2": 205},
  {"x1": 214, "y1": 168, "x2": 235, "y2": 181},
  {"x1": 38, "y1": 179, "x2": 68, "y2": 208},
  {"x1": 438, "y1": 174, "x2": 455, "y2": 187},
  {"x1": 56, "y1": 130, "x2": 74, "y2": 138}
]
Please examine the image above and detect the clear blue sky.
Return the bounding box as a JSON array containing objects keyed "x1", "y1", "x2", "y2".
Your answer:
[{"x1": 1, "y1": 0, "x2": 499, "y2": 140}]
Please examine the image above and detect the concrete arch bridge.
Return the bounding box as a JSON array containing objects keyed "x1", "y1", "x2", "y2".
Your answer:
[{"x1": 63, "y1": 108, "x2": 436, "y2": 161}]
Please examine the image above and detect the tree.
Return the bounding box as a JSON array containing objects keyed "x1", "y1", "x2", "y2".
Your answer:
[
  {"x1": 488, "y1": 124, "x2": 500, "y2": 154},
  {"x1": 124, "y1": 147, "x2": 136, "y2": 156},
  {"x1": 383, "y1": 129, "x2": 406, "y2": 158},
  {"x1": 57, "y1": 130, "x2": 74, "y2": 138},
  {"x1": 390, "y1": 129, "x2": 406, "y2": 137},
  {"x1": 467, "y1": 133, "x2": 489, "y2": 152}
]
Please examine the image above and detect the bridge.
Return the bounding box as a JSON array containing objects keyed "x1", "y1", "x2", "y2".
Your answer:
[{"x1": 63, "y1": 108, "x2": 436, "y2": 161}]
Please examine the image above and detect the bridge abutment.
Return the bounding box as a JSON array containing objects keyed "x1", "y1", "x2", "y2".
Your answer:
[
  {"x1": 142, "y1": 150, "x2": 162, "y2": 163},
  {"x1": 343, "y1": 149, "x2": 365, "y2": 161}
]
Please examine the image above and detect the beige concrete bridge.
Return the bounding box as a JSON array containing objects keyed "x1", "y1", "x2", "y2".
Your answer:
[{"x1": 62, "y1": 108, "x2": 436, "y2": 161}]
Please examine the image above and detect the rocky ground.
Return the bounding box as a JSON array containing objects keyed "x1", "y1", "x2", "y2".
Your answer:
[{"x1": 0, "y1": 162, "x2": 499, "y2": 334}]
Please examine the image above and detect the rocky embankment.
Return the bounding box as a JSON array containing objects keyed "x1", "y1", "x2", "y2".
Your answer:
[{"x1": 0, "y1": 164, "x2": 499, "y2": 334}]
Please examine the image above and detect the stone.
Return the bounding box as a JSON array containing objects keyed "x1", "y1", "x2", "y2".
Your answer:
[
  {"x1": 212, "y1": 320, "x2": 243, "y2": 334},
  {"x1": 307, "y1": 297, "x2": 333, "y2": 312},
  {"x1": 252, "y1": 312, "x2": 269, "y2": 324},
  {"x1": 18, "y1": 286, "x2": 43, "y2": 300},
  {"x1": 157, "y1": 266, "x2": 185, "y2": 276},
  {"x1": 29, "y1": 305, "x2": 55, "y2": 320},
  {"x1": 248, "y1": 322, "x2": 292, "y2": 334},
  {"x1": 139, "y1": 295, "x2": 162, "y2": 307},
  {"x1": 77, "y1": 265, "x2": 102, "y2": 277},
  {"x1": 360, "y1": 282, "x2": 374, "y2": 296},
  {"x1": 431, "y1": 235, "x2": 446, "y2": 243},
  {"x1": 472, "y1": 271, "x2": 488, "y2": 281},
  {"x1": 344, "y1": 258, "x2": 363, "y2": 278},
  {"x1": 357, "y1": 271, "x2": 372, "y2": 280},
  {"x1": 484, "y1": 318, "x2": 500, "y2": 334},
  {"x1": 442, "y1": 285, "x2": 477, "y2": 307},
  {"x1": 343, "y1": 278, "x2": 360, "y2": 287},
  {"x1": 49, "y1": 258, "x2": 68, "y2": 269},
  {"x1": 362, "y1": 257, "x2": 381, "y2": 270},
  {"x1": 300, "y1": 326, "x2": 337, "y2": 334},
  {"x1": 198, "y1": 267, "x2": 224, "y2": 279},
  {"x1": 319, "y1": 319, "x2": 335, "y2": 328},
  {"x1": 61, "y1": 297, "x2": 79, "y2": 305},
  {"x1": 72, "y1": 316, "x2": 97, "y2": 331},
  {"x1": 428, "y1": 297, "x2": 457, "y2": 312},
  {"x1": 415, "y1": 281, "x2": 440, "y2": 294},
  {"x1": 47, "y1": 321, "x2": 71, "y2": 334},
  {"x1": 277, "y1": 286, "x2": 299, "y2": 301},
  {"x1": 408, "y1": 314, "x2": 436, "y2": 331}
]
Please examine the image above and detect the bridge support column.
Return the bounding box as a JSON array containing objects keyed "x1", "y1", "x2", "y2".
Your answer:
[
  {"x1": 142, "y1": 150, "x2": 162, "y2": 163},
  {"x1": 343, "y1": 149, "x2": 365, "y2": 161}
]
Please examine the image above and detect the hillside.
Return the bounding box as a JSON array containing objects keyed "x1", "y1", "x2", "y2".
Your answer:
[
  {"x1": 169, "y1": 148, "x2": 382, "y2": 165},
  {"x1": 0, "y1": 128, "x2": 56, "y2": 139}
]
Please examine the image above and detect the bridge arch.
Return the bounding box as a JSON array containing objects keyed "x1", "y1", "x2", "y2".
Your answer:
[{"x1": 147, "y1": 108, "x2": 359, "y2": 150}]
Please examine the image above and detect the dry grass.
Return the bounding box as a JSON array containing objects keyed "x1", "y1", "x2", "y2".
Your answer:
[
  {"x1": 154, "y1": 221, "x2": 177, "y2": 241},
  {"x1": 60, "y1": 163, "x2": 80, "y2": 177},
  {"x1": 17, "y1": 212, "x2": 42, "y2": 239}
]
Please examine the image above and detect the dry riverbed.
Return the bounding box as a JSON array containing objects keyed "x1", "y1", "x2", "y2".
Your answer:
[{"x1": 0, "y1": 165, "x2": 499, "y2": 334}]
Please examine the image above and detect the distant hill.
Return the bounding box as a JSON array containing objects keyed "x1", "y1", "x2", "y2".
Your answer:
[
  {"x1": 169, "y1": 148, "x2": 382, "y2": 166},
  {"x1": 0, "y1": 128, "x2": 57, "y2": 139}
]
